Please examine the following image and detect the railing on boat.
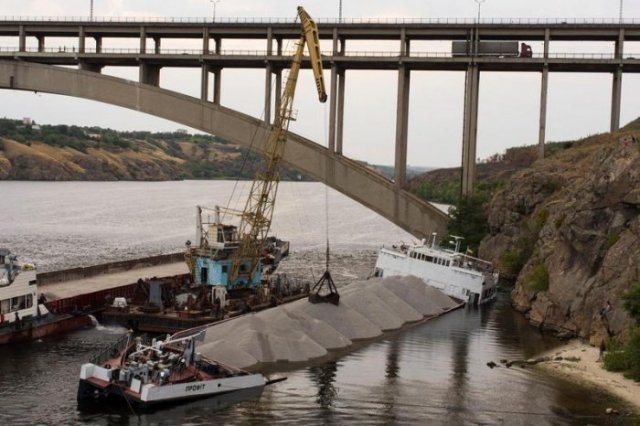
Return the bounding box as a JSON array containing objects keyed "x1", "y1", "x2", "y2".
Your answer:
[{"x1": 89, "y1": 333, "x2": 150, "y2": 366}]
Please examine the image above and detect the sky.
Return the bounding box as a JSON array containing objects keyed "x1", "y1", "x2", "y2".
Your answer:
[{"x1": 0, "y1": 0, "x2": 639, "y2": 168}]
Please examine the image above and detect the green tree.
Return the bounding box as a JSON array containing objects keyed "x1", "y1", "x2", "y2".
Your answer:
[{"x1": 447, "y1": 194, "x2": 488, "y2": 254}]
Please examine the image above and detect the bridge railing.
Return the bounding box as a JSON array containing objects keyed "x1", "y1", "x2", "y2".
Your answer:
[
  {"x1": 0, "y1": 46, "x2": 637, "y2": 60},
  {"x1": 1, "y1": 16, "x2": 640, "y2": 25}
]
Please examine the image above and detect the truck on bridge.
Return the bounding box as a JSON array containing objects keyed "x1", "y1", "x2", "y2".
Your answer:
[{"x1": 452, "y1": 41, "x2": 532, "y2": 58}]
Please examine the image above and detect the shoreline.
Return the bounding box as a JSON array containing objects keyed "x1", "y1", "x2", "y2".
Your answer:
[{"x1": 535, "y1": 339, "x2": 640, "y2": 412}]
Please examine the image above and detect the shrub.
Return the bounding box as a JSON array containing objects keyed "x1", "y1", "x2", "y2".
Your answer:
[
  {"x1": 502, "y1": 249, "x2": 527, "y2": 277},
  {"x1": 624, "y1": 327, "x2": 640, "y2": 381},
  {"x1": 604, "y1": 336, "x2": 631, "y2": 372},
  {"x1": 533, "y1": 208, "x2": 549, "y2": 230},
  {"x1": 623, "y1": 282, "x2": 640, "y2": 323},
  {"x1": 526, "y1": 263, "x2": 549, "y2": 293}
]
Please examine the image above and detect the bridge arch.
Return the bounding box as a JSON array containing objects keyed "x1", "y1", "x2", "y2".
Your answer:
[{"x1": 0, "y1": 60, "x2": 447, "y2": 237}]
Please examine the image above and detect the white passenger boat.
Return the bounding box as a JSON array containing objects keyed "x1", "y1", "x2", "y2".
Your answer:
[
  {"x1": 77, "y1": 331, "x2": 268, "y2": 407},
  {"x1": 373, "y1": 234, "x2": 499, "y2": 305}
]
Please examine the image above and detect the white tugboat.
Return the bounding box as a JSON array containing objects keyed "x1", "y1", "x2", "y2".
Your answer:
[
  {"x1": 373, "y1": 234, "x2": 499, "y2": 305},
  {"x1": 77, "y1": 331, "x2": 271, "y2": 407}
]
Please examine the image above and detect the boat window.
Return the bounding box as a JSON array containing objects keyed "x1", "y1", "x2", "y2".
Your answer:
[
  {"x1": 425, "y1": 255, "x2": 433, "y2": 263},
  {"x1": 221, "y1": 265, "x2": 228, "y2": 274},
  {"x1": 2, "y1": 294, "x2": 32, "y2": 313},
  {"x1": 446, "y1": 260, "x2": 450, "y2": 267},
  {"x1": 0, "y1": 298, "x2": 10, "y2": 314}
]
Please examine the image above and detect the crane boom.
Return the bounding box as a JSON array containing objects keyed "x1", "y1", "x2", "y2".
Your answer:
[{"x1": 228, "y1": 7, "x2": 327, "y2": 286}]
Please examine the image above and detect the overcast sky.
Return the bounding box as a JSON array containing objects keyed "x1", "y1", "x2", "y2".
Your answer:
[{"x1": 0, "y1": 0, "x2": 639, "y2": 168}]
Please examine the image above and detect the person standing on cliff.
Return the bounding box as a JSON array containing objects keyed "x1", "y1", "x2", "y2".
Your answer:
[{"x1": 600, "y1": 301, "x2": 612, "y2": 319}]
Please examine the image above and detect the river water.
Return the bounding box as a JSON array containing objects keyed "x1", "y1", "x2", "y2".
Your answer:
[{"x1": 0, "y1": 181, "x2": 635, "y2": 425}]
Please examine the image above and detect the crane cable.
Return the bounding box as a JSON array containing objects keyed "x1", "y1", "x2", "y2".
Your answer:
[{"x1": 323, "y1": 104, "x2": 330, "y2": 272}]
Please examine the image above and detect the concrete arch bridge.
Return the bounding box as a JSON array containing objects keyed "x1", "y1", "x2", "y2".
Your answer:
[{"x1": 0, "y1": 61, "x2": 448, "y2": 238}]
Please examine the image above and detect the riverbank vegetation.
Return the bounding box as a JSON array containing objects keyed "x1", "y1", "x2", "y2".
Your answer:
[{"x1": 604, "y1": 282, "x2": 640, "y2": 381}]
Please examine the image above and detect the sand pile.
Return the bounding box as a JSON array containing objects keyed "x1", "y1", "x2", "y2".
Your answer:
[{"x1": 196, "y1": 275, "x2": 460, "y2": 369}]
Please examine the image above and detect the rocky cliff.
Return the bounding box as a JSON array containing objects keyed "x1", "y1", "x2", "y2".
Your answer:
[{"x1": 479, "y1": 131, "x2": 640, "y2": 344}]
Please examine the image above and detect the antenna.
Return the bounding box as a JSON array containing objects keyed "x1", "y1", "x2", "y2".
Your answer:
[{"x1": 90, "y1": 0, "x2": 94, "y2": 21}]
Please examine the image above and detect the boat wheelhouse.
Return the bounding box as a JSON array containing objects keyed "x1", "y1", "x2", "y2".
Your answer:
[
  {"x1": 0, "y1": 248, "x2": 41, "y2": 325},
  {"x1": 373, "y1": 234, "x2": 498, "y2": 305},
  {"x1": 0, "y1": 248, "x2": 92, "y2": 343},
  {"x1": 185, "y1": 206, "x2": 289, "y2": 290}
]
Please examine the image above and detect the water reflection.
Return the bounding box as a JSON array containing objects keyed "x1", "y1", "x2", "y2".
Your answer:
[
  {"x1": 308, "y1": 360, "x2": 339, "y2": 408},
  {"x1": 385, "y1": 339, "x2": 400, "y2": 379}
]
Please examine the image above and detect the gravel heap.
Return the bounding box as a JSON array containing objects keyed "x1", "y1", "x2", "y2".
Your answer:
[{"x1": 196, "y1": 275, "x2": 460, "y2": 369}]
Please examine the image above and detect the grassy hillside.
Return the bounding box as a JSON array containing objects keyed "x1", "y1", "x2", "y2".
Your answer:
[
  {"x1": 407, "y1": 139, "x2": 581, "y2": 204},
  {"x1": 0, "y1": 118, "x2": 307, "y2": 181}
]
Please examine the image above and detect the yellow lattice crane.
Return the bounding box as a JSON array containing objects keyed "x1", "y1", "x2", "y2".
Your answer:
[{"x1": 228, "y1": 6, "x2": 327, "y2": 286}]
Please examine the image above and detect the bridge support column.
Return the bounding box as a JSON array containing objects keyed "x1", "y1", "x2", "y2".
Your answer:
[
  {"x1": 154, "y1": 37, "x2": 161, "y2": 54},
  {"x1": 611, "y1": 67, "x2": 622, "y2": 132},
  {"x1": 461, "y1": 64, "x2": 480, "y2": 196},
  {"x1": 543, "y1": 28, "x2": 550, "y2": 58},
  {"x1": 200, "y1": 63, "x2": 210, "y2": 102},
  {"x1": 394, "y1": 65, "x2": 410, "y2": 188},
  {"x1": 78, "y1": 26, "x2": 85, "y2": 53},
  {"x1": 212, "y1": 37, "x2": 222, "y2": 104},
  {"x1": 264, "y1": 63, "x2": 272, "y2": 124},
  {"x1": 263, "y1": 29, "x2": 274, "y2": 123},
  {"x1": 36, "y1": 35, "x2": 45, "y2": 53},
  {"x1": 140, "y1": 27, "x2": 147, "y2": 54},
  {"x1": 95, "y1": 36, "x2": 102, "y2": 53},
  {"x1": 328, "y1": 64, "x2": 338, "y2": 152},
  {"x1": 18, "y1": 25, "x2": 25, "y2": 52},
  {"x1": 213, "y1": 68, "x2": 221, "y2": 104},
  {"x1": 203, "y1": 28, "x2": 210, "y2": 54},
  {"x1": 139, "y1": 63, "x2": 160, "y2": 86},
  {"x1": 201, "y1": 30, "x2": 211, "y2": 101},
  {"x1": 611, "y1": 29, "x2": 624, "y2": 133},
  {"x1": 538, "y1": 65, "x2": 548, "y2": 159},
  {"x1": 328, "y1": 28, "x2": 339, "y2": 153},
  {"x1": 274, "y1": 68, "x2": 282, "y2": 120},
  {"x1": 336, "y1": 69, "x2": 345, "y2": 155}
]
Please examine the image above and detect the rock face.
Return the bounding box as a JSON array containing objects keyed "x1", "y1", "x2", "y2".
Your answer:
[{"x1": 479, "y1": 133, "x2": 640, "y2": 343}]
